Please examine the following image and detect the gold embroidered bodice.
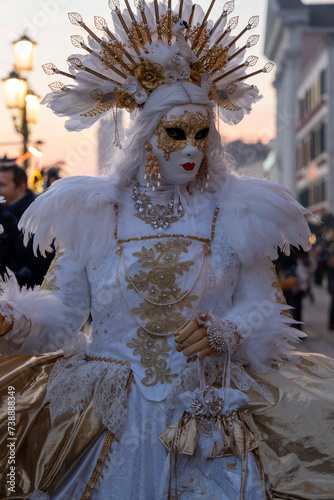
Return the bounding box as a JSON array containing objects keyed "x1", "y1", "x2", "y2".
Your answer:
[{"x1": 114, "y1": 204, "x2": 219, "y2": 387}]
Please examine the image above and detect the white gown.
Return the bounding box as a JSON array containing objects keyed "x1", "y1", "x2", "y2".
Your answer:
[{"x1": 0, "y1": 173, "x2": 312, "y2": 499}]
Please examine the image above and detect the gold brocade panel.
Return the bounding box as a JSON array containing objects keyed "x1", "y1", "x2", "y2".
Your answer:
[{"x1": 126, "y1": 239, "x2": 199, "y2": 387}]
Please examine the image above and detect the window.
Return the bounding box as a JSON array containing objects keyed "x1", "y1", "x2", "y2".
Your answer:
[
  {"x1": 297, "y1": 122, "x2": 326, "y2": 169},
  {"x1": 300, "y1": 179, "x2": 326, "y2": 208},
  {"x1": 320, "y1": 69, "x2": 326, "y2": 96},
  {"x1": 298, "y1": 69, "x2": 326, "y2": 123},
  {"x1": 299, "y1": 188, "x2": 309, "y2": 207},
  {"x1": 320, "y1": 122, "x2": 326, "y2": 153}
]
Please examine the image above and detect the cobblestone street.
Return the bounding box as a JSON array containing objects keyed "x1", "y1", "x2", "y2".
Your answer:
[{"x1": 297, "y1": 284, "x2": 334, "y2": 358}]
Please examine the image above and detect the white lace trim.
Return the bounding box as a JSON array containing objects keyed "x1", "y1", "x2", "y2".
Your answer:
[
  {"x1": 44, "y1": 353, "x2": 132, "y2": 436},
  {"x1": 230, "y1": 363, "x2": 274, "y2": 403},
  {"x1": 207, "y1": 232, "x2": 239, "y2": 292},
  {"x1": 165, "y1": 356, "x2": 274, "y2": 408},
  {"x1": 165, "y1": 357, "x2": 222, "y2": 410}
]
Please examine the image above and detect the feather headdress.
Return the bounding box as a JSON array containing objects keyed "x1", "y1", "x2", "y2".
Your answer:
[{"x1": 41, "y1": 0, "x2": 274, "y2": 132}]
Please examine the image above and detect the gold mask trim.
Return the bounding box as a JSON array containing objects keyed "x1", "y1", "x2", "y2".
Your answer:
[{"x1": 155, "y1": 110, "x2": 210, "y2": 161}]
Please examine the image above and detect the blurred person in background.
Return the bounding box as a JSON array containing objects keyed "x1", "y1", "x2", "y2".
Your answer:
[
  {"x1": 327, "y1": 245, "x2": 334, "y2": 330},
  {"x1": 0, "y1": 164, "x2": 35, "y2": 218},
  {"x1": 0, "y1": 201, "x2": 20, "y2": 278},
  {"x1": 314, "y1": 242, "x2": 329, "y2": 286},
  {"x1": 43, "y1": 167, "x2": 61, "y2": 192},
  {"x1": 0, "y1": 164, "x2": 54, "y2": 287},
  {"x1": 275, "y1": 248, "x2": 311, "y2": 329}
]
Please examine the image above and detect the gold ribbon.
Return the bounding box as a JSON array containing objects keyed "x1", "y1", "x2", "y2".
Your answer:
[
  {"x1": 158, "y1": 409, "x2": 260, "y2": 458},
  {"x1": 159, "y1": 408, "x2": 261, "y2": 500}
]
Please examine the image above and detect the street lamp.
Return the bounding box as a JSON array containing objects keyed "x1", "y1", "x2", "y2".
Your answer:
[
  {"x1": 2, "y1": 34, "x2": 39, "y2": 169},
  {"x1": 2, "y1": 71, "x2": 27, "y2": 109},
  {"x1": 25, "y1": 93, "x2": 40, "y2": 124},
  {"x1": 13, "y1": 35, "x2": 36, "y2": 72}
]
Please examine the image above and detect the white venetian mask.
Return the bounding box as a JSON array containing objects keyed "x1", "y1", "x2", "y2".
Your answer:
[{"x1": 149, "y1": 104, "x2": 210, "y2": 186}]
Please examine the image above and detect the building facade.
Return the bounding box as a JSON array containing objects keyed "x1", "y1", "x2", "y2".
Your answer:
[
  {"x1": 265, "y1": 0, "x2": 334, "y2": 217},
  {"x1": 226, "y1": 140, "x2": 269, "y2": 179}
]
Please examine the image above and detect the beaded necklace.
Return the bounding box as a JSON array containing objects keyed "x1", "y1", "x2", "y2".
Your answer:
[
  {"x1": 114, "y1": 203, "x2": 219, "y2": 337},
  {"x1": 131, "y1": 185, "x2": 185, "y2": 230}
]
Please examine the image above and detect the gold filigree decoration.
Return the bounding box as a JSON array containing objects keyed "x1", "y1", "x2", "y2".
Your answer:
[
  {"x1": 126, "y1": 240, "x2": 198, "y2": 386},
  {"x1": 68, "y1": 12, "x2": 83, "y2": 26},
  {"x1": 116, "y1": 90, "x2": 137, "y2": 111},
  {"x1": 108, "y1": 0, "x2": 120, "y2": 11},
  {"x1": 67, "y1": 57, "x2": 83, "y2": 69},
  {"x1": 90, "y1": 88, "x2": 104, "y2": 100},
  {"x1": 189, "y1": 24, "x2": 210, "y2": 52},
  {"x1": 199, "y1": 46, "x2": 228, "y2": 73},
  {"x1": 209, "y1": 84, "x2": 241, "y2": 112},
  {"x1": 187, "y1": 61, "x2": 203, "y2": 86},
  {"x1": 157, "y1": 11, "x2": 174, "y2": 44},
  {"x1": 70, "y1": 35, "x2": 86, "y2": 49},
  {"x1": 94, "y1": 15, "x2": 108, "y2": 31},
  {"x1": 100, "y1": 41, "x2": 126, "y2": 69},
  {"x1": 49, "y1": 82, "x2": 69, "y2": 94},
  {"x1": 41, "y1": 249, "x2": 62, "y2": 291},
  {"x1": 155, "y1": 110, "x2": 210, "y2": 160},
  {"x1": 128, "y1": 22, "x2": 152, "y2": 49},
  {"x1": 81, "y1": 91, "x2": 119, "y2": 117},
  {"x1": 42, "y1": 63, "x2": 58, "y2": 75}
]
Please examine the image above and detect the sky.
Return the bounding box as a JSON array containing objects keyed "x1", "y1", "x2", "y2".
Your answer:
[{"x1": 0, "y1": 0, "x2": 332, "y2": 176}]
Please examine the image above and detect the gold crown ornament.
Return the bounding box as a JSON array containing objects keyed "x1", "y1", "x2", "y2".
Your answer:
[{"x1": 41, "y1": 0, "x2": 274, "y2": 134}]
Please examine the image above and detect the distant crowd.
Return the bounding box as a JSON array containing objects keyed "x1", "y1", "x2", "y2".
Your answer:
[
  {"x1": 275, "y1": 241, "x2": 334, "y2": 331},
  {"x1": 0, "y1": 164, "x2": 57, "y2": 288}
]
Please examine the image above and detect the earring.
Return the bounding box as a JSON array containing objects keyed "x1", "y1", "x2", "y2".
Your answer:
[
  {"x1": 196, "y1": 154, "x2": 209, "y2": 192},
  {"x1": 144, "y1": 142, "x2": 161, "y2": 191}
]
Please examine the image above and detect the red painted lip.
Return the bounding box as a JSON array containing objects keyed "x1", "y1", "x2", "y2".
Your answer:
[{"x1": 182, "y1": 162, "x2": 195, "y2": 171}]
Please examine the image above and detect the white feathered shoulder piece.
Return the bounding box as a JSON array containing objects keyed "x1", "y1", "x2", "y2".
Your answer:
[
  {"x1": 19, "y1": 175, "x2": 119, "y2": 267},
  {"x1": 217, "y1": 173, "x2": 312, "y2": 267}
]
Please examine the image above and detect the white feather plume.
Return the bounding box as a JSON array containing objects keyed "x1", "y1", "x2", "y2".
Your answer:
[
  {"x1": 0, "y1": 270, "x2": 69, "y2": 327},
  {"x1": 0, "y1": 270, "x2": 73, "y2": 356},
  {"x1": 217, "y1": 173, "x2": 312, "y2": 267},
  {"x1": 19, "y1": 176, "x2": 119, "y2": 267}
]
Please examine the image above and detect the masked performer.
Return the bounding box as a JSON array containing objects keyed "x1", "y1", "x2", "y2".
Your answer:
[{"x1": 0, "y1": 1, "x2": 333, "y2": 499}]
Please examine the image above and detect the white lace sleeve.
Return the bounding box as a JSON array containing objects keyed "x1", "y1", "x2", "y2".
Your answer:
[
  {"x1": 223, "y1": 257, "x2": 304, "y2": 373},
  {"x1": 0, "y1": 250, "x2": 90, "y2": 356}
]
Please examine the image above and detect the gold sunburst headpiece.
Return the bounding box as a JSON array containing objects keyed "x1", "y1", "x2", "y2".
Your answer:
[{"x1": 41, "y1": 0, "x2": 274, "y2": 133}]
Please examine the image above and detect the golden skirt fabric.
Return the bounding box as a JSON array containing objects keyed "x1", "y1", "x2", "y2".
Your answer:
[
  {"x1": 0, "y1": 353, "x2": 105, "y2": 499},
  {"x1": 0, "y1": 352, "x2": 333, "y2": 499},
  {"x1": 243, "y1": 353, "x2": 334, "y2": 499}
]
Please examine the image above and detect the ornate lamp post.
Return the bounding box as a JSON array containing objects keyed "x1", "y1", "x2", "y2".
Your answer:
[{"x1": 2, "y1": 35, "x2": 40, "y2": 170}]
